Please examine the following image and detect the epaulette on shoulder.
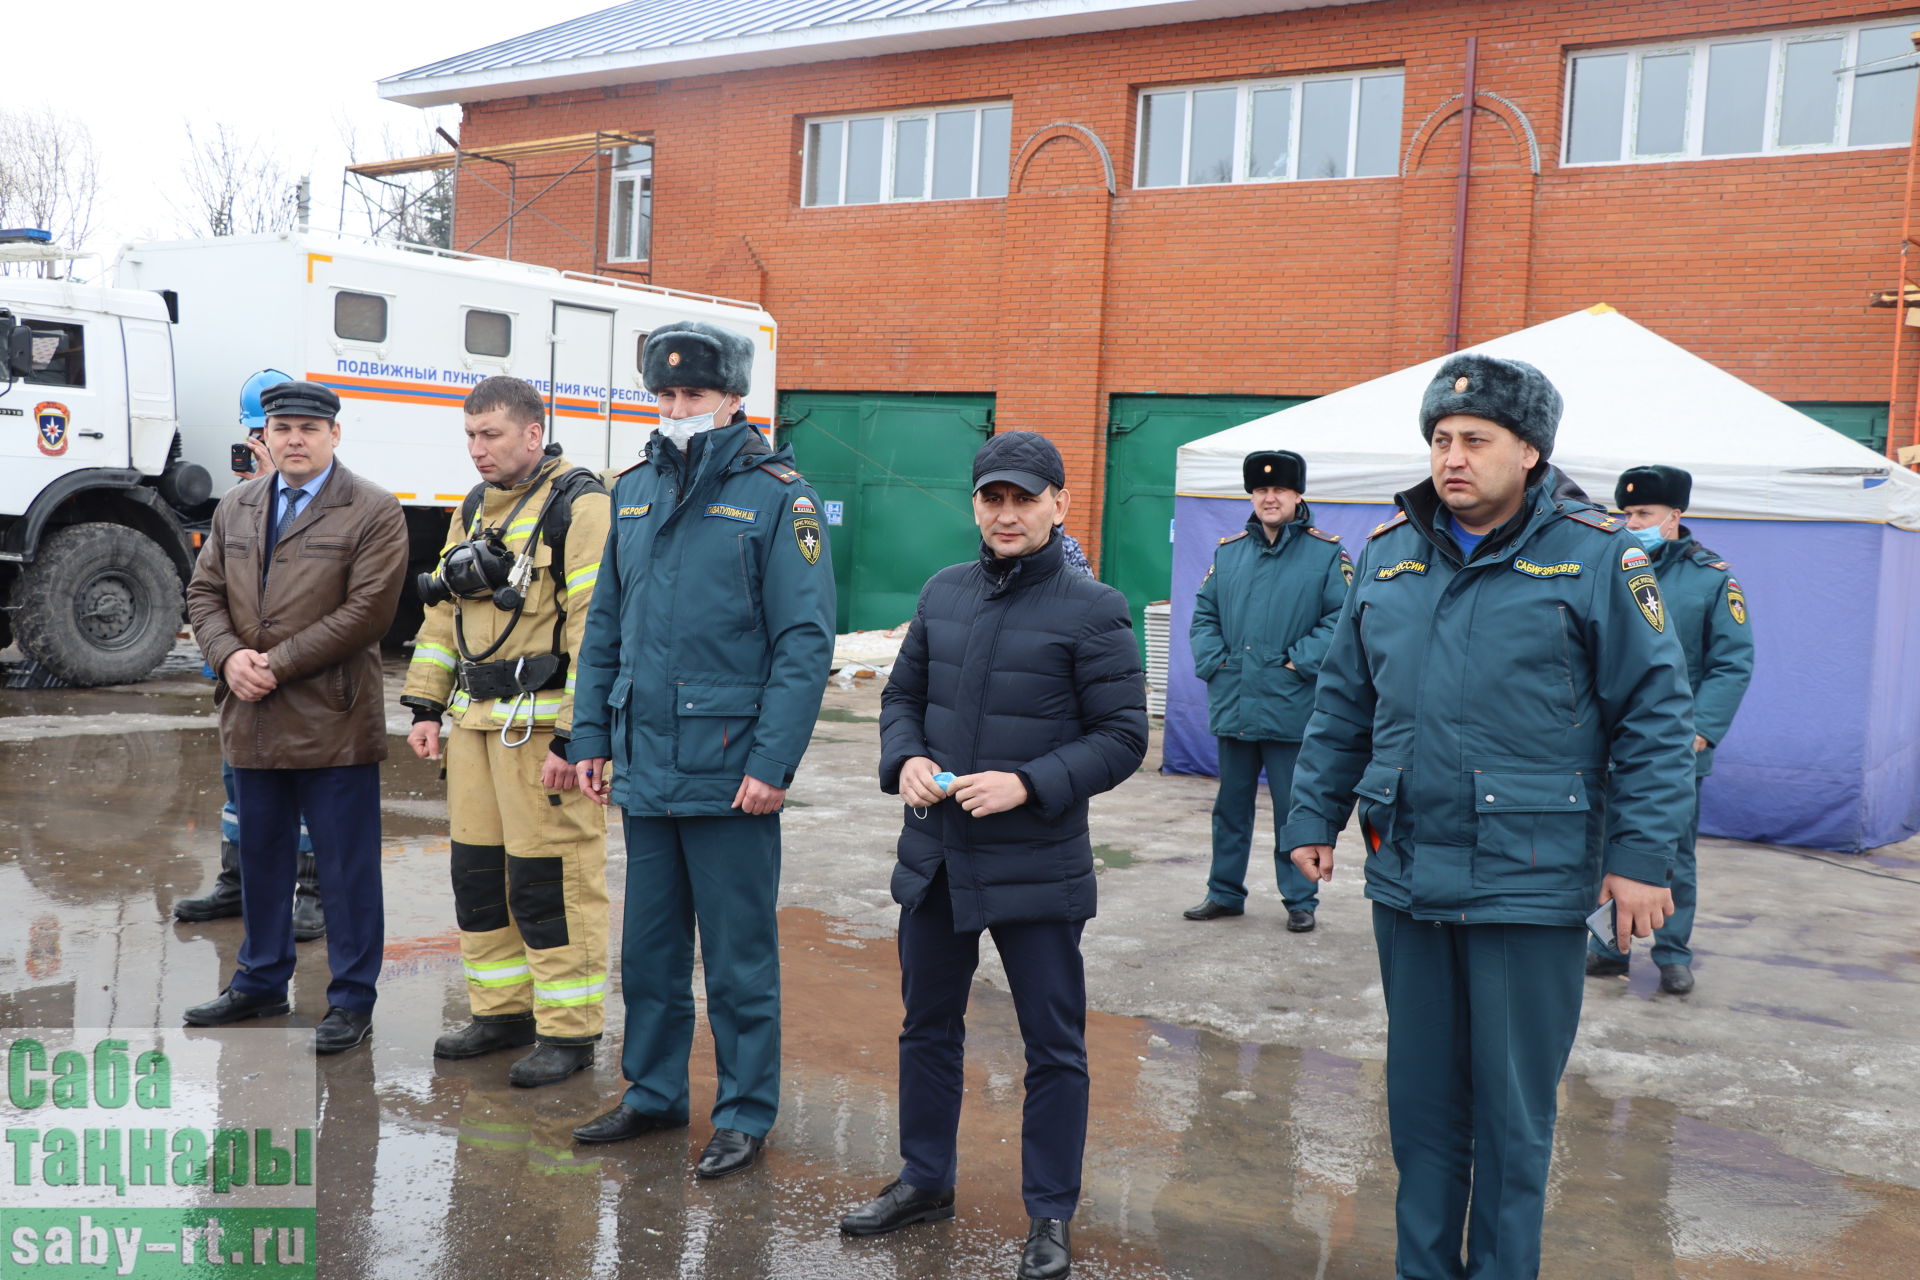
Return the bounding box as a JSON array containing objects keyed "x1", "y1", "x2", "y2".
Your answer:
[
  {"x1": 615, "y1": 456, "x2": 649, "y2": 479},
  {"x1": 1706, "y1": 558, "x2": 1731, "y2": 572},
  {"x1": 757, "y1": 462, "x2": 802, "y2": 484},
  {"x1": 1307, "y1": 526, "x2": 1340, "y2": 543},
  {"x1": 1218, "y1": 530, "x2": 1250, "y2": 545},
  {"x1": 1565, "y1": 509, "x2": 1621, "y2": 533},
  {"x1": 1368, "y1": 512, "x2": 1409, "y2": 539}
]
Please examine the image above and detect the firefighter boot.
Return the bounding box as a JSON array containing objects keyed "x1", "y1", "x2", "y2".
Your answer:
[
  {"x1": 508, "y1": 1040, "x2": 596, "y2": 1088},
  {"x1": 174, "y1": 840, "x2": 243, "y2": 922},
  {"x1": 292, "y1": 849, "x2": 326, "y2": 942},
  {"x1": 435, "y1": 1016, "x2": 537, "y2": 1060}
]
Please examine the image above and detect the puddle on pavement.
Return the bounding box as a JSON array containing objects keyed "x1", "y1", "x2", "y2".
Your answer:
[{"x1": 3, "y1": 729, "x2": 1919, "y2": 1278}]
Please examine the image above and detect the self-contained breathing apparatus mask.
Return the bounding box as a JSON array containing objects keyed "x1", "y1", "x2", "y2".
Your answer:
[{"x1": 416, "y1": 531, "x2": 524, "y2": 611}]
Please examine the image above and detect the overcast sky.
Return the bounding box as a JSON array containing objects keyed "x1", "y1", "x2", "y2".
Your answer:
[{"x1": 12, "y1": 1, "x2": 601, "y2": 274}]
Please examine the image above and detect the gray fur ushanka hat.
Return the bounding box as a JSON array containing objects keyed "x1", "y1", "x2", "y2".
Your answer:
[
  {"x1": 1420, "y1": 353, "x2": 1563, "y2": 459},
  {"x1": 641, "y1": 322, "x2": 754, "y2": 396}
]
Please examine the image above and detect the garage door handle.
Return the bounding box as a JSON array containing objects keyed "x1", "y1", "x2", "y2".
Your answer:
[{"x1": 78, "y1": 431, "x2": 104, "y2": 439}]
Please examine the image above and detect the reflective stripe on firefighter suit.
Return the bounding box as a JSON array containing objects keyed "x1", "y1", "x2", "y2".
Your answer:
[{"x1": 401, "y1": 458, "x2": 612, "y2": 1043}]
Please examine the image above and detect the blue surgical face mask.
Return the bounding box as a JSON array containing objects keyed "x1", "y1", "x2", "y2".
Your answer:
[{"x1": 1629, "y1": 524, "x2": 1664, "y2": 552}]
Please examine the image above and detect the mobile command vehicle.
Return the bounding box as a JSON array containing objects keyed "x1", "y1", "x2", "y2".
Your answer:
[{"x1": 0, "y1": 231, "x2": 777, "y2": 685}]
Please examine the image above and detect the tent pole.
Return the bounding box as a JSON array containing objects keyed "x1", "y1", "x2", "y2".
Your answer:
[{"x1": 1445, "y1": 37, "x2": 1479, "y2": 355}]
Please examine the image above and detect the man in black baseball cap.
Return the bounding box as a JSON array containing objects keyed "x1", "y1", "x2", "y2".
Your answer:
[{"x1": 843, "y1": 430, "x2": 1147, "y2": 1280}]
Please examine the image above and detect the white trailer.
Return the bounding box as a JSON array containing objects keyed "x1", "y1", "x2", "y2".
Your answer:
[{"x1": 0, "y1": 231, "x2": 777, "y2": 684}]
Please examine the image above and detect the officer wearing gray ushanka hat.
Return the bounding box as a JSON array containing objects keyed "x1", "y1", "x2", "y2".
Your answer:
[
  {"x1": 641, "y1": 321, "x2": 754, "y2": 395},
  {"x1": 1285, "y1": 348, "x2": 1696, "y2": 1278},
  {"x1": 1419, "y1": 352, "x2": 1563, "y2": 463}
]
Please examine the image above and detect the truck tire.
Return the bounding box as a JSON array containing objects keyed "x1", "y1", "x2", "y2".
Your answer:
[{"x1": 10, "y1": 523, "x2": 184, "y2": 686}]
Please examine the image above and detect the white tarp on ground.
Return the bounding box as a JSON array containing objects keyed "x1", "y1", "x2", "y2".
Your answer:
[{"x1": 1175, "y1": 305, "x2": 1920, "y2": 531}]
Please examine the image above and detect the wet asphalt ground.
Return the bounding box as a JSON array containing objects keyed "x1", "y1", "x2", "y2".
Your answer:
[{"x1": 2, "y1": 645, "x2": 1918, "y2": 1278}]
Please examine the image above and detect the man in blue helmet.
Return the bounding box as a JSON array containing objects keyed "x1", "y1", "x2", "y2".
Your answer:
[
  {"x1": 175, "y1": 369, "x2": 327, "y2": 942},
  {"x1": 1587, "y1": 465, "x2": 1754, "y2": 996},
  {"x1": 1285, "y1": 354, "x2": 1696, "y2": 1279},
  {"x1": 568, "y1": 322, "x2": 835, "y2": 1179}
]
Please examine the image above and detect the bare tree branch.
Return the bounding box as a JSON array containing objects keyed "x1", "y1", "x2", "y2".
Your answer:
[
  {"x1": 175, "y1": 123, "x2": 298, "y2": 238},
  {"x1": 0, "y1": 106, "x2": 101, "y2": 276}
]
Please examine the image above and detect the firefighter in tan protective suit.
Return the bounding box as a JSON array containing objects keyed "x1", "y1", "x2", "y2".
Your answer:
[{"x1": 400, "y1": 375, "x2": 613, "y2": 1088}]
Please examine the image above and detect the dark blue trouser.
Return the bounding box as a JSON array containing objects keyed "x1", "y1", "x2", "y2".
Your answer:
[
  {"x1": 1589, "y1": 776, "x2": 1704, "y2": 967},
  {"x1": 897, "y1": 865, "x2": 1088, "y2": 1220},
  {"x1": 1373, "y1": 904, "x2": 1586, "y2": 1280},
  {"x1": 229, "y1": 764, "x2": 384, "y2": 1012},
  {"x1": 1208, "y1": 737, "x2": 1318, "y2": 911},
  {"x1": 619, "y1": 813, "x2": 781, "y2": 1136}
]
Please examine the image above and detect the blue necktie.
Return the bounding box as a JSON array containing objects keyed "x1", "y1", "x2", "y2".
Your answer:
[{"x1": 263, "y1": 488, "x2": 305, "y2": 579}]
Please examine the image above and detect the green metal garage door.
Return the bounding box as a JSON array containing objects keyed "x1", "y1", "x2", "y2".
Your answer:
[
  {"x1": 777, "y1": 391, "x2": 994, "y2": 633},
  {"x1": 1790, "y1": 402, "x2": 1889, "y2": 455},
  {"x1": 1103, "y1": 394, "x2": 1309, "y2": 647}
]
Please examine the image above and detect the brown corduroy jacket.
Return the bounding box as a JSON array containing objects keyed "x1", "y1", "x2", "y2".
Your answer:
[{"x1": 186, "y1": 461, "x2": 407, "y2": 769}]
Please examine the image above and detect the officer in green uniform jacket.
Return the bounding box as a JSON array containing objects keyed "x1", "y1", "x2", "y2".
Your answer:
[
  {"x1": 1285, "y1": 354, "x2": 1696, "y2": 1280},
  {"x1": 1186, "y1": 449, "x2": 1351, "y2": 929},
  {"x1": 567, "y1": 321, "x2": 835, "y2": 1180},
  {"x1": 1588, "y1": 465, "x2": 1754, "y2": 995}
]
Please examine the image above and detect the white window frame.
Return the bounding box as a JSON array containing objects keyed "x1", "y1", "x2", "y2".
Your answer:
[
  {"x1": 1563, "y1": 18, "x2": 1920, "y2": 166},
  {"x1": 1133, "y1": 68, "x2": 1406, "y2": 189},
  {"x1": 462, "y1": 306, "x2": 514, "y2": 361},
  {"x1": 608, "y1": 145, "x2": 653, "y2": 263},
  {"x1": 800, "y1": 101, "x2": 1012, "y2": 208}
]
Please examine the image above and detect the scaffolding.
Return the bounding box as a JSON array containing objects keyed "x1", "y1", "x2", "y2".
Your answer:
[{"x1": 342, "y1": 129, "x2": 653, "y2": 274}]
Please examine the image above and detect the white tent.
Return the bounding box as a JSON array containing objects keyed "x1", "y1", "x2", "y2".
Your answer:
[{"x1": 1175, "y1": 305, "x2": 1920, "y2": 531}]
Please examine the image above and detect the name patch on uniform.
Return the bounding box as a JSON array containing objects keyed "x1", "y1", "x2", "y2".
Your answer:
[
  {"x1": 793, "y1": 516, "x2": 823, "y2": 565},
  {"x1": 1376, "y1": 559, "x2": 1428, "y2": 580},
  {"x1": 706, "y1": 504, "x2": 759, "y2": 523},
  {"x1": 617, "y1": 504, "x2": 651, "y2": 519},
  {"x1": 1628, "y1": 572, "x2": 1665, "y2": 633},
  {"x1": 1727, "y1": 579, "x2": 1748, "y2": 625},
  {"x1": 791, "y1": 495, "x2": 817, "y2": 515},
  {"x1": 1512, "y1": 558, "x2": 1583, "y2": 579},
  {"x1": 1620, "y1": 545, "x2": 1650, "y2": 570}
]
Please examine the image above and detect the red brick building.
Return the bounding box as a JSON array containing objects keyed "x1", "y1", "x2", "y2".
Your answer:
[{"x1": 382, "y1": 0, "x2": 1918, "y2": 630}]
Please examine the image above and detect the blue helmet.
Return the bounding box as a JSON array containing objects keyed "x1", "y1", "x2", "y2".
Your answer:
[{"x1": 239, "y1": 368, "x2": 294, "y2": 433}]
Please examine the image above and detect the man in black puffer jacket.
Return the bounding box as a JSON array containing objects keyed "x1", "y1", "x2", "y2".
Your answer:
[{"x1": 838, "y1": 431, "x2": 1147, "y2": 1280}]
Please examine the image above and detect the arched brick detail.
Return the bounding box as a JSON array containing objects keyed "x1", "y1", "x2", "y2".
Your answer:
[
  {"x1": 1405, "y1": 91, "x2": 1542, "y2": 176},
  {"x1": 1011, "y1": 123, "x2": 1116, "y2": 195}
]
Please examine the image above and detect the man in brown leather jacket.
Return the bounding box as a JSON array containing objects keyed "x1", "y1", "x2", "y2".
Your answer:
[{"x1": 183, "y1": 380, "x2": 407, "y2": 1053}]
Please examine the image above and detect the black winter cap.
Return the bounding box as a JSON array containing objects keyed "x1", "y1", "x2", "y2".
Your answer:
[
  {"x1": 642, "y1": 321, "x2": 754, "y2": 395},
  {"x1": 1243, "y1": 449, "x2": 1305, "y2": 493},
  {"x1": 1616, "y1": 465, "x2": 1692, "y2": 510},
  {"x1": 973, "y1": 430, "x2": 1066, "y2": 494},
  {"x1": 1420, "y1": 353, "x2": 1563, "y2": 459},
  {"x1": 259, "y1": 380, "x2": 340, "y2": 420}
]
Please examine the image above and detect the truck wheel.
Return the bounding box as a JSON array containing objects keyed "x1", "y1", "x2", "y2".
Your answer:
[{"x1": 11, "y1": 523, "x2": 184, "y2": 686}]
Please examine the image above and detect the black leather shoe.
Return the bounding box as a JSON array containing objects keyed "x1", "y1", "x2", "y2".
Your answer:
[
  {"x1": 509, "y1": 1041, "x2": 595, "y2": 1088},
  {"x1": 1286, "y1": 908, "x2": 1316, "y2": 933},
  {"x1": 839, "y1": 1179, "x2": 957, "y2": 1236},
  {"x1": 695, "y1": 1128, "x2": 765, "y2": 1179},
  {"x1": 1658, "y1": 963, "x2": 1695, "y2": 995},
  {"x1": 1182, "y1": 899, "x2": 1244, "y2": 921},
  {"x1": 183, "y1": 988, "x2": 289, "y2": 1026},
  {"x1": 434, "y1": 1018, "x2": 537, "y2": 1060},
  {"x1": 314, "y1": 1007, "x2": 372, "y2": 1054},
  {"x1": 573, "y1": 1103, "x2": 688, "y2": 1145},
  {"x1": 1586, "y1": 951, "x2": 1629, "y2": 977},
  {"x1": 1019, "y1": 1217, "x2": 1071, "y2": 1280}
]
